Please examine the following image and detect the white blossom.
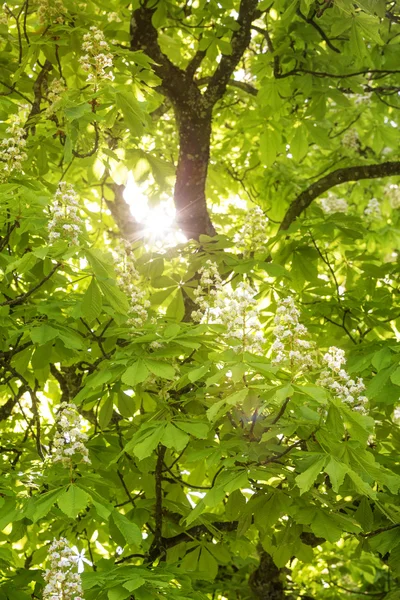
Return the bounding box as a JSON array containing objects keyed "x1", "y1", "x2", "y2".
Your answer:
[
  {"x1": 107, "y1": 11, "x2": 121, "y2": 22},
  {"x1": 271, "y1": 296, "x2": 314, "y2": 369},
  {"x1": 0, "y1": 115, "x2": 27, "y2": 178},
  {"x1": 79, "y1": 26, "x2": 114, "y2": 83},
  {"x1": 43, "y1": 538, "x2": 86, "y2": 600},
  {"x1": 191, "y1": 260, "x2": 223, "y2": 324},
  {"x1": 393, "y1": 406, "x2": 400, "y2": 424},
  {"x1": 364, "y1": 198, "x2": 381, "y2": 221},
  {"x1": 192, "y1": 265, "x2": 265, "y2": 354},
  {"x1": 353, "y1": 93, "x2": 371, "y2": 105},
  {"x1": 234, "y1": 206, "x2": 269, "y2": 255},
  {"x1": 114, "y1": 240, "x2": 150, "y2": 328},
  {"x1": 0, "y1": 3, "x2": 8, "y2": 24},
  {"x1": 52, "y1": 403, "x2": 90, "y2": 467},
  {"x1": 48, "y1": 182, "x2": 83, "y2": 245},
  {"x1": 37, "y1": 0, "x2": 65, "y2": 23},
  {"x1": 45, "y1": 78, "x2": 66, "y2": 116},
  {"x1": 218, "y1": 280, "x2": 265, "y2": 354},
  {"x1": 319, "y1": 192, "x2": 348, "y2": 215},
  {"x1": 317, "y1": 347, "x2": 368, "y2": 414},
  {"x1": 385, "y1": 184, "x2": 400, "y2": 210},
  {"x1": 342, "y1": 129, "x2": 359, "y2": 150}
]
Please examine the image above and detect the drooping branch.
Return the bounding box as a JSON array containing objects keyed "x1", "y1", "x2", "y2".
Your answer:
[{"x1": 280, "y1": 161, "x2": 400, "y2": 231}]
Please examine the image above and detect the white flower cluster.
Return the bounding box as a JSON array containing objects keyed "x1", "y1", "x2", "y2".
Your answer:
[
  {"x1": 0, "y1": 115, "x2": 27, "y2": 178},
  {"x1": 115, "y1": 241, "x2": 150, "y2": 328},
  {"x1": 0, "y1": 3, "x2": 8, "y2": 25},
  {"x1": 234, "y1": 206, "x2": 268, "y2": 255},
  {"x1": 342, "y1": 129, "x2": 359, "y2": 150},
  {"x1": 353, "y1": 93, "x2": 371, "y2": 105},
  {"x1": 43, "y1": 538, "x2": 84, "y2": 600},
  {"x1": 364, "y1": 198, "x2": 381, "y2": 221},
  {"x1": 107, "y1": 11, "x2": 121, "y2": 22},
  {"x1": 45, "y1": 78, "x2": 66, "y2": 116},
  {"x1": 37, "y1": 0, "x2": 65, "y2": 23},
  {"x1": 385, "y1": 184, "x2": 400, "y2": 210},
  {"x1": 219, "y1": 280, "x2": 265, "y2": 354},
  {"x1": 271, "y1": 296, "x2": 314, "y2": 369},
  {"x1": 393, "y1": 406, "x2": 400, "y2": 424},
  {"x1": 79, "y1": 26, "x2": 114, "y2": 83},
  {"x1": 317, "y1": 347, "x2": 368, "y2": 413},
  {"x1": 192, "y1": 260, "x2": 223, "y2": 323},
  {"x1": 319, "y1": 192, "x2": 348, "y2": 215},
  {"x1": 53, "y1": 403, "x2": 91, "y2": 467},
  {"x1": 192, "y1": 264, "x2": 265, "y2": 353},
  {"x1": 48, "y1": 182, "x2": 83, "y2": 245}
]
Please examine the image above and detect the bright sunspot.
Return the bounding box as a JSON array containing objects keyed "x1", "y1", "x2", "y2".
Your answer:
[{"x1": 123, "y1": 173, "x2": 186, "y2": 246}]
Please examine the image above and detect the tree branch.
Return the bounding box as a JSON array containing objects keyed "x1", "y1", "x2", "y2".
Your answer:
[
  {"x1": 280, "y1": 161, "x2": 400, "y2": 230},
  {"x1": 296, "y1": 8, "x2": 340, "y2": 53},
  {"x1": 1, "y1": 262, "x2": 61, "y2": 307},
  {"x1": 149, "y1": 444, "x2": 167, "y2": 561},
  {"x1": 105, "y1": 183, "x2": 143, "y2": 242},
  {"x1": 204, "y1": 0, "x2": 260, "y2": 107}
]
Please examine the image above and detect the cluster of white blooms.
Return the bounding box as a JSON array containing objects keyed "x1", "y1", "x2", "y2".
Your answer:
[
  {"x1": 115, "y1": 241, "x2": 150, "y2": 328},
  {"x1": 319, "y1": 192, "x2": 348, "y2": 215},
  {"x1": 353, "y1": 93, "x2": 371, "y2": 105},
  {"x1": 0, "y1": 3, "x2": 8, "y2": 25},
  {"x1": 37, "y1": 0, "x2": 65, "y2": 23},
  {"x1": 317, "y1": 347, "x2": 368, "y2": 413},
  {"x1": 393, "y1": 406, "x2": 400, "y2": 424},
  {"x1": 52, "y1": 403, "x2": 91, "y2": 467},
  {"x1": 342, "y1": 129, "x2": 359, "y2": 150},
  {"x1": 0, "y1": 115, "x2": 27, "y2": 178},
  {"x1": 48, "y1": 183, "x2": 83, "y2": 245},
  {"x1": 107, "y1": 11, "x2": 121, "y2": 22},
  {"x1": 43, "y1": 538, "x2": 84, "y2": 600},
  {"x1": 385, "y1": 184, "x2": 400, "y2": 210},
  {"x1": 192, "y1": 260, "x2": 223, "y2": 323},
  {"x1": 234, "y1": 206, "x2": 268, "y2": 255},
  {"x1": 219, "y1": 280, "x2": 265, "y2": 354},
  {"x1": 79, "y1": 26, "x2": 114, "y2": 83},
  {"x1": 45, "y1": 78, "x2": 66, "y2": 116},
  {"x1": 271, "y1": 296, "x2": 314, "y2": 369},
  {"x1": 192, "y1": 266, "x2": 265, "y2": 353},
  {"x1": 364, "y1": 198, "x2": 381, "y2": 221}
]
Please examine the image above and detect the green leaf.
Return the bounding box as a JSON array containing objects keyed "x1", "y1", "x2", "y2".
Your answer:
[
  {"x1": 112, "y1": 510, "x2": 142, "y2": 546},
  {"x1": 81, "y1": 278, "x2": 103, "y2": 322},
  {"x1": 145, "y1": 359, "x2": 175, "y2": 380},
  {"x1": 161, "y1": 423, "x2": 189, "y2": 451},
  {"x1": 325, "y1": 458, "x2": 348, "y2": 492},
  {"x1": 30, "y1": 324, "x2": 58, "y2": 345},
  {"x1": 27, "y1": 488, "x2": 64, "y2": 523},
  {"x1": 115, "y1": 91, "x2": 148, "y2": 136},
  {"x1": 290, "y1": 128, "x2": 308, "y2": 161},
  {"x1": 99, "y1": 395, "x2": 114, "y2": 429},
  {"x1": 125, "y1": 424, "x2": 165, "y2": 460},
  {"x1": 174, "y1": 420, "x2": 209, "y2": 439},
  {"x1": 122, "y1": 361, "x2": 149, "y2": 386},
  {"x1": 58, "y1": 485, "x2": 90, "y2": 519},
  {"x1": 98, "y1": 279, "x2": 130, "y2": 315},
  {"x1": 296, "y1": 455, "x2": 327, "y2": 495}
]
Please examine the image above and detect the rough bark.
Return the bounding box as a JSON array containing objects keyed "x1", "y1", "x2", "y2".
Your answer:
[
  {"x1": 280, "y1": 160, "x2": 400, "y2": 231},
  {"x1": 248, "y1": 547, "x2": 287, "y2": 600}
]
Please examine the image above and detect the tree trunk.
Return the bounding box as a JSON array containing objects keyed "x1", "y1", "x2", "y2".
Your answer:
[
  {"x1": 173, "y1": 106, "x2": 216, "y2": 240},
  {"x1": 248, "y1": 548, "x2": 287, "y2": 600}
]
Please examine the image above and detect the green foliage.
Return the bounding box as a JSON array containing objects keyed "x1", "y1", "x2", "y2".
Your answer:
[{"x1": 1, "y1": 1, "x2": 400, "y2": 599}]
